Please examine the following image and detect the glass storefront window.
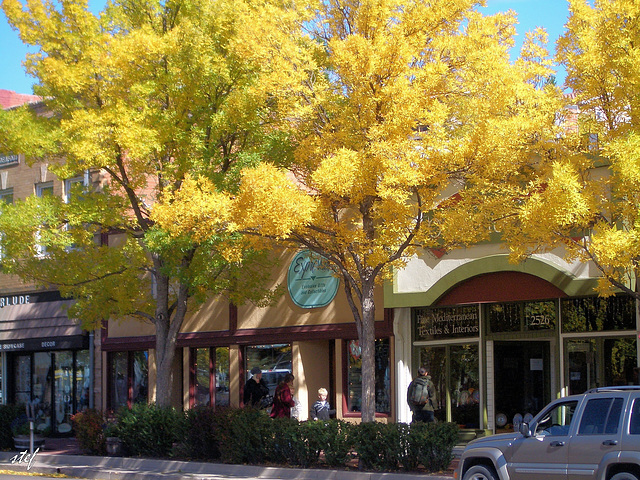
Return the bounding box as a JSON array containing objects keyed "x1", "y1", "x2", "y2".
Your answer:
[
  {"x1": 245, "y1": 344, "x2": 291, "y2": 396},
  {"x1": 562, "y1": 295, "x2": 635, "y2": 333},
  {"x1": 194, "y1": 348, "x2": 211, "y2": 407},
  {"x1": 489, "y1": 300, "x2": 556, "y2": 333},
  {"x1": 15, "y1": 355, "x2": 31, "y2": 405},
  {"x1": 418, "y1": 346, "x2": 446, "y2": 422},
  {"x1": 450, "y1": 344, "x2": 480, "y2": 428},
  {"x1": 76, "y1": 350, "x2": 90, "y2": 411},
  {"x1": 110, "y1": 352, "x2": 128, "y2": 410},
  {"x1": 567, "y1": 339, "x2": 596, "y2": 394},
  {"x1": 109, "y1": 350, "x2": 148, "y2": 409},
  {"x1": 216, "y1": 347, "x2": 230, "y2": 407},
  {"x1": 346, "y1": 339, "x2": 391, "y2": 414},
  {"x1": 55, "y1": 351, "x2": 74, "y2": 434},
  {"x1": 418, "y1": 343, "x2": 479, "y2": 427},
  {"x1": 192, "y1": 347, "x2": 229, "y2": 408},
  {"x1": 566, "y1": 337, "x2": 637, "y2": 395},
  {"x1": 132, "y1": 351, "x2": 148, "y2": 405},
  {"x1": 33, "y1": 352, "x2": 52, "y2": 433}
]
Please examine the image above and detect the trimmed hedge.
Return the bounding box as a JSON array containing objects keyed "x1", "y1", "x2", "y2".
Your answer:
[
  {"x1": 177, "y1": 406, "x2": 221, "y2": 460},
  {"x1": 74, "y1": 404, "x2": 457, "y2": 472},
  {"x1": 112, "y1": 403, "x2": 187, "y2": 457}
]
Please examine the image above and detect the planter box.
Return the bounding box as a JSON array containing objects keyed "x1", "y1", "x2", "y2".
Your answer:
[
  {"x1": 105, "y1": 437, "x2": 123, "y2": 456},
  {"x1": 13, "y1": 435, "x2": 45, "y2": 450}
]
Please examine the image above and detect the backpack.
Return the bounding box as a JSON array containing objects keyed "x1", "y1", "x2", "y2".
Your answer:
[{"x1": 410, "y1": 378, "x2": 430, "y2": 406}]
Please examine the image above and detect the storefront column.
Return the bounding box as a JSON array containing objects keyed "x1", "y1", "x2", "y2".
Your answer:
[
  {"x1": 148, "y1": 349, "x2": 157, "y2": 403},
  {"x1": 182, "y1": 347, "x2": 190, "y2": 409},
  {"x1": 394, "y1": 308, "x2": 412, "y2": 424},
  {"x1": 229, "y1": 345, "x2": 240, "y2": 408}
]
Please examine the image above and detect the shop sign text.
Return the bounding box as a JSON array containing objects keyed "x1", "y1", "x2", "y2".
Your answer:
[
  {"x1": 287, "y1": 250, "x2": 340, "y2": 309},
  {"x1": 415, "y1": 306, "x2": 479, "y2": 340},
  {"x1": 0, "y1": 154, "x2": 19, "y2": 167},
  {"x1": 0, "y1": 295, "x2": 30, "y2": 308}
]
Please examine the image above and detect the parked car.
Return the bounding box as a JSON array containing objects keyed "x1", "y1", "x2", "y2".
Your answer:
[{"x1": 456, "y1": 386, "x2": 640, "y2": 480}]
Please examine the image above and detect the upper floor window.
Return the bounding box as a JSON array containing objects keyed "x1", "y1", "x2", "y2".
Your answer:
[
  {"x1": 36, "y1": 182, "x2": 54, "y2": 198},
  {"x1": 0, "y1": 188, "x2": 14, "y2": 204},
  {"x1": 64, "y1": 173, "x2": 89, "y2": 203}
]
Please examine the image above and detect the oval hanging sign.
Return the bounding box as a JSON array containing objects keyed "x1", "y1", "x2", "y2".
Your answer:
[{"x1": 287, "y1": 250, "x2": 340, "y2": 308}]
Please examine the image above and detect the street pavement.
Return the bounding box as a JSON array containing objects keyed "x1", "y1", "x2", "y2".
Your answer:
[{"x1": 0, "y1": 443, "x2": 460, "y2": 480}]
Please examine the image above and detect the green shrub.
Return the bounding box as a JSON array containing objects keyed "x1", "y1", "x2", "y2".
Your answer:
[
  {"x1": 71, "y1": 409, "x2": 106, "y2": 455},
  {"x1": 396, "y1": 422, "x2": 419, "y2": 471},
  {"x1": 177, "y1": 406, "x2": 221, "y2": 460},
  {"x1": 114, "y1": 403, "x2": 187, "y2": 457},
  {"x1": 266, "y1": 418, "x2": 324, "y2": 468},
  {"x1": 352, "y1": 422, "x2": 402, "y2": 471},
  {"x1": 297, "y1": 420, "x2": 329, "y2": 467},
  {"x1": 0, "y1": 404, "x2": 25, "y2": 448},
  {"x1": 321, "y1": 420, "x2": 353, "y2": 468},
  {"x1": 215, "y1": 407, "x2": 271, "y2": 464},
  {"x1": 410, "y1": 422, "x2": 459, "y2": 472}
]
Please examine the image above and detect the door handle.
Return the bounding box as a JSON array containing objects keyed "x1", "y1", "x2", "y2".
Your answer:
[
  {"x1": 550, "y1": 441, "x2": 565, "y2": 447},
  {"x1": 603, "y1": 440, "x2": 618, "y2": 446}
]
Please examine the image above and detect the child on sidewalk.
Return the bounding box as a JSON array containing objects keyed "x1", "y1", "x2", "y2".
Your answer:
[{"x1": 309, "y1": 387, "x2": 335, "y2": 420}]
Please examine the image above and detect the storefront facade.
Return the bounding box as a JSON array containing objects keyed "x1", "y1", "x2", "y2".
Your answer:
[
  {"x1": 102, "y1": 248, "x2": 394, "y2": 421},
  {"x1": 0, "y1": 290, "x2": 93, "y2": 435},
  {"x1": 390, "y1": 248, "x2": 639, "y2": 435}
]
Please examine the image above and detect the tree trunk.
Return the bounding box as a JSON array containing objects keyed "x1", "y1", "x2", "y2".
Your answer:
[
  {"x1": 154, "y1": 312, "x2": 176, "y2": 408},
  {"x1": 151, "y1": 255, "x2": 190, "y2": 408},
  {"x1": 359, "y1": 279, "x2": 377, "y2": 422}
]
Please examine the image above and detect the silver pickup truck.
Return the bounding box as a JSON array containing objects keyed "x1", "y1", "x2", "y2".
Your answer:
[{"x1": 456, "y1": 386, "x2": 640, "y2": 480}]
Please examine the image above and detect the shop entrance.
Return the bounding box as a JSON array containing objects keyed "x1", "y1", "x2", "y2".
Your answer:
[
  {"x1": 10, "y1": 349, "x2": 90, "y2": 436},
  {"x1": 494, "y1": 341, "x2": 550, "y2": 427}
]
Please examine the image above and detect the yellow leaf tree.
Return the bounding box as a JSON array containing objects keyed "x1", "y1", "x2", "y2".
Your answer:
[
  {"x1": 503, "y1": 0, "x2": 640, "y2": 302},
  {"x1": 159, "y1": 0, "x2": 559, "y2": 420},
  {"x1": 0, "y1": 0, "x2": 308, "y2": 406}
]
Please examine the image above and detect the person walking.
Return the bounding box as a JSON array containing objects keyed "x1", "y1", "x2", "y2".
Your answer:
[
  {"x1": 407, "y1": 367, "x2": 436, "y2": 422},
  {"x1": 244, "y1": 366, "x2": 269, "y2": 408},
  {"x1": 270, "y1": 373, "x2": 296, "y2": 418}
]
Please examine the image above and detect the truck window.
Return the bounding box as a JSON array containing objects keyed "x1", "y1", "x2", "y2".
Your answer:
[{"x1": 578, "y1": 398, "x2": 623, "y2": 435}]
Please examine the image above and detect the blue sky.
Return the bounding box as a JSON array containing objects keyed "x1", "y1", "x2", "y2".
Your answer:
[{"x1": 0, "y1": 0, "x2": 571, "y2": 95}]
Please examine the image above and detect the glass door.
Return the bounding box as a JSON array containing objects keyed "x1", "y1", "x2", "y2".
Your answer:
[{"x1": 494, "y1": 341, "x2": 550, "y2": 425}]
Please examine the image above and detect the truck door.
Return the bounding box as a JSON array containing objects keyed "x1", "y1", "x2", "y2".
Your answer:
[
  {"x1": 567, "y1": 396, "x2": 623, "y2": 480},
  {"x1": 508, "y1": 400, "x2": 578, "y2": 480}
]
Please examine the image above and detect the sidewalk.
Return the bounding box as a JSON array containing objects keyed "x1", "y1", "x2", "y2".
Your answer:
[{"x1": 0, "y1": 437, "x2": 458, "y2": 480}]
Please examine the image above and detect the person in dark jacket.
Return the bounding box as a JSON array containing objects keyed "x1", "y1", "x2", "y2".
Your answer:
[
  {"x1": 310, "y1": 387, "x2": 335, "y2": 420},
  {"x1": 270, "y1": 373, "x2": 296, "y2": 418},
  {"x1": 244, "y1": 366, "x2": 269, "y2": 407},
  {"x1": 407, "y1": 367, "x2": 436, "y2": 422}
]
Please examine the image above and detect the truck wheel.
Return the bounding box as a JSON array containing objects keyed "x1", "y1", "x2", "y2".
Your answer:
[
  {"x1": 611, "y1": 473, "x2": 639, "y2": 480},
  {"x1": 462, "y1": 464, "x2": 499, "y2": 480}
]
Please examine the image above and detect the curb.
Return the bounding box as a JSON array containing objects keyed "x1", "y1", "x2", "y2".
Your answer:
[{"x1": 0, "y1": 452, "x2": 454, "y2": 480}]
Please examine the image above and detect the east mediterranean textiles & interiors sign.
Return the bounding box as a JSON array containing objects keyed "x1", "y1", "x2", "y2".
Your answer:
[{"x1": 413, "y1": 305, "x2": 479, "y2": 341}]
